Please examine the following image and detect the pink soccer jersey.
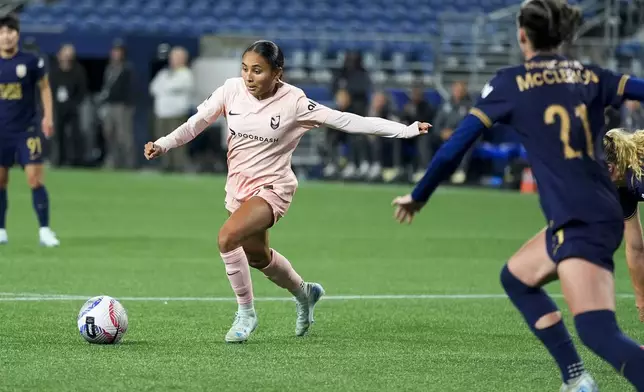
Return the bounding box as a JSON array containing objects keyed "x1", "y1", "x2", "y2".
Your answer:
[
  {"x1": 154, "y1": 77, "x2": 422, "y2": 217},
  {"x1": 200, "y1": 78, "x2": 329, "y2": 203}
]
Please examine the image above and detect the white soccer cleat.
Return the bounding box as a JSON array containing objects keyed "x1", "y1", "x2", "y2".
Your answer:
[
  {"x1": 225, "y1": 311, "x2": 258, "y2": 343},
  {"x1": 295, "y1": 282, "x2": 325, "y2": 337},
  {"x1": 0, "y1": 229, "x2": 7, "y2": 245},
  {"x1": 39, "y1": 227, "x2": 60, "y2": 247},
  {"x1": 560, "y1": 372, "x2": 598, "y2": 392}
]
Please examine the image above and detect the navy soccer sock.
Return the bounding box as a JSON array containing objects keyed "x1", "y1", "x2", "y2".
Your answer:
[
  {"x1": 31, "y1": 186, "x2": 49, "y2": 228},
  {"x1": 0, "y1": 188, "x2": 6, "y2": 229},
  {"x1": 501, "y1": 265, "x2": 584, "y2": 383},
  {"x1": 575, "y1": 310, "x2": 644, "y2": 389}
]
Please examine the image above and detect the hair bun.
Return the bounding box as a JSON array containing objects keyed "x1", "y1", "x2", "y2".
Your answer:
[{"x1": 558, "y1": 4, "x2": 583, "y2": 43}]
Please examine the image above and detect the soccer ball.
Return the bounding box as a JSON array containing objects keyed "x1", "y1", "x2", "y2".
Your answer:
[{"x1": 77, "y1": 295, "x2": 128, "y2": 344}]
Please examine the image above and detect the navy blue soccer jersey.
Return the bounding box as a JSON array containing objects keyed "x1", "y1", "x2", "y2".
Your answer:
[
  {"x1": 618, "y1": 171, "x2": 644, "y2": 220},
  {"x1": 0, "y1": 50, "x2": 46, "y2": 139},
  {"x1": 467, "y1": 55, "x2": 628, "y2": 227}
]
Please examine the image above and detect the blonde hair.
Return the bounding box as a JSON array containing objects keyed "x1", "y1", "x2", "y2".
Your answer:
[{"x1": 604, "y1": 128, "x2": 644, "y2": 181}]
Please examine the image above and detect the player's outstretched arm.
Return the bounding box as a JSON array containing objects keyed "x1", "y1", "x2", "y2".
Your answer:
[
  {"x1": 391, "y1": 114, "x2": 485, "y2": 224},
  {"x1": 625, "y1": 77, "x2": 644, "y2": 102},
  {"x1": 149, "y1": 112, "x2": 210, "y2": 155},
  {"x1": 295, "y1": 96, "x2": 430, "y2": 138},
  {"x1": 145, "y1": 86, "x2": 224, "y2": 160},
  {"x1": 322, "y1": 110, "x2": 431, "y2": 138}
]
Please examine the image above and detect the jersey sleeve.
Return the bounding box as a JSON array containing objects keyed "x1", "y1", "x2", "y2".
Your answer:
[
  {"x1": 196, "y1": 85, "x2": 225, "y2": 123},
  {"x1": 32, "y1": 56, "x2": 47, "y2": 82},
  {"x1": 597, "y1": 67, "x2": 630, "y2": 109},
  {"x1": 469, "y1": 71, "x2": 514, "y2": 128},
  {"x1": 295, "y1": 96, "x2": 332, "y2": 129},
  {"x1": 154, "y1": 84, "x2": 225, "y2": 152},
  {"x1": 618, "y1": 186, "x2": 639, "y2": 220}
]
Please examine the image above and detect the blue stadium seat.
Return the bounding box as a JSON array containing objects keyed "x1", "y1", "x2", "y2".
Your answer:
[{"x1": 22, "y1": 0, "x2": 531, "y2": 64}]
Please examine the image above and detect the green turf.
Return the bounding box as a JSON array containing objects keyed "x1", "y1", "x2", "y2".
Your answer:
[{"x1": 0, "y1": 168, "x2": 641, "y2": 391}]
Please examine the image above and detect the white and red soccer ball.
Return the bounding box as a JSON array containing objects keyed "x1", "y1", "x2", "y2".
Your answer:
[{"x1": 77, "y1": 296, "x2": 128, "y2": 344}]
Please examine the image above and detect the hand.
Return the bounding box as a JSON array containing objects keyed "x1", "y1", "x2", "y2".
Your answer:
[
  {"x1": 41, "y1": 116, "x2": 54, "y2": 138},
  {"x1": 418, "y1": 122, "x2": 431, "y2": 134},
  {"x1": 392, "y1": 194, "x2": 425, "y2": 224},
  {"x1": 144, "y1": 142, "x2": 164, "y2": 160}
]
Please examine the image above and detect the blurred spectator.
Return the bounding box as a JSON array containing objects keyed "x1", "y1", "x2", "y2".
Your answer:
[
  {"x1": 352, "y1": 91, "x2": 394, "y2": 181},
  {"x1": 330, "y1": 52, "x2": 372, "y2": 180},
  {"x1": 400, "y1": 85, "x2": 437, "y2": 182},
  {"x1": 605, "y1": 106, "x2": 622, "y2": 132},
  {"x1": 331, "y1": 51, "x2": 371, "y2": 116},
  {"x1": 419, "y1": 81, "x2": 473, "y2": 184},
  {"x1": 322, "y1": 89, "x2": 354, "y2": 179},
  {"x1": 49, "y1": 44, "x2": 88, "y2": 167},
  {"x1": 623, "y1": 100, "x2": 644, "y2": 130},
  {"x1": 99, "y1": 43, "x2": 135, "y2": 169},
  {"x1": 150, "y1": 46, "x2": 195, "y2": 172},
  {"x1": 367, "y1": 92, "x2": 406, "y2": 183}
]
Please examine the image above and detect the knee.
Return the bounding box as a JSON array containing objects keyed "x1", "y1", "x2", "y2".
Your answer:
[
  {"x1": 0, "y1": 174, "x2": 7, "y2": 189},
  {"x1": 500, "y1": 264, "x2": 528, "y2": 293},
  {"x1": 245, "y1": 247, "x2": 271, "y2": 270},
  {"x1": 217, "y1": 227, "x2": 242, "y2": 253},
  {"x1": 26, "y1": 172, "x2": 43, "y2": 189},
  {"x1": 27, "y1": 176, "x2": 42, "y2": 189},
  {"x1": 501, "y1": 264, "x2": 561, "y2": 328}
]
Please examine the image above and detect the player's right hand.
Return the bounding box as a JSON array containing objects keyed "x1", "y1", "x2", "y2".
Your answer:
[
  {"x1": 144, "y1": 142, "x2": 164, "y2": 160},
  {"x1": 392, "y1": 194, "x2": 425, "y2": 224}
]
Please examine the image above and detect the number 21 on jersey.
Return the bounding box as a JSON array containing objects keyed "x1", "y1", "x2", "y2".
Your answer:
[{"x1": 544, "y1": 104, "x2": 594, "y2": 160}]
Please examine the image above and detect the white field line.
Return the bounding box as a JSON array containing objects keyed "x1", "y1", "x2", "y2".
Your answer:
[{"x1": 0, "y1": 293, "x2": 636, "y2": 302}]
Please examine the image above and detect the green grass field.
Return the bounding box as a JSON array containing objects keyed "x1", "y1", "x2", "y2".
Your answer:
[{"x1": 0, "y1": 169, "x2": 641, "y2": 391}]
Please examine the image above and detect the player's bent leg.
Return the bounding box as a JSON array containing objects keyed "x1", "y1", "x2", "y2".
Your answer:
[
  {"x1": 559, "y1": 258, "x2": 644, "y2": 389},
  {"x1": 261, "y1": 246, "x2": 324, "y2": 337},
  {"x1": 218, "y1": 197, "x2": 274, "y2": 343},
  {"x1": 0, "y1": 167, "x2": 8, "y2": 244},
  {"x1": 503, "y1": 229, "x2": 589, "y2": 388},
  {"x1": 24, "y1": 164, "x2": 58, "y2": 247},
  {"x1": 240, "y1": 204, "x2": 325, "y2": 337}
]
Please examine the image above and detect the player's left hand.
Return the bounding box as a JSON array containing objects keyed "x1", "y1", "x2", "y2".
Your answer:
[
  {"x1": 42, "y1": 116, "x2": 54, "y2": 138},
  {"x1": 392, "y1": 194, "x2": 425, "y2": 224}
]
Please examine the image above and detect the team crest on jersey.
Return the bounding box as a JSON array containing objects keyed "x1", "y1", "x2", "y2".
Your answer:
[
  {"x1": 16, "y1": 64, "x2": 26, "y2": 78},
  {"x1": 270, "y1": 115, "x2": 280, "y2": 130}
]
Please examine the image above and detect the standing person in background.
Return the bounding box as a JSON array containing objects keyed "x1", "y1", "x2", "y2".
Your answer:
[
  {"x1": 417, "y1": 81, "x2": 473, "y2": 184},
  {"x1": 150, "y1": 46, "x2": 195, "y2": 173},
  {"x1": 49, "y1": 44, "x2": 87, "y2": 167},
  {"x1": 331, "y1": 52, "x2": 372, "y2": 180},
  {"x1": 363, "y1": 91, "x2": 401, "y2": 182},
  {"x1": 0, "y1": 13, "x2": 59, "y2": 247},
  {"x1": 623, "y1": 100, "x2": 644, "y2": 130},
  {"x1": 321, "y1": 89, "x2": 354, "y2": 179},
  {"x1": 401, "y1": 85, "x2": 436, "y2": 183},
  {"x1": 99, "y1": 42, "x2": 135, "y2": 169}
]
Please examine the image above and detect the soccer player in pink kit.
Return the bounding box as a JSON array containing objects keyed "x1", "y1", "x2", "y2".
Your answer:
[{"x1": 144, "y1": 41, "x2": 430, "y2": 343}]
